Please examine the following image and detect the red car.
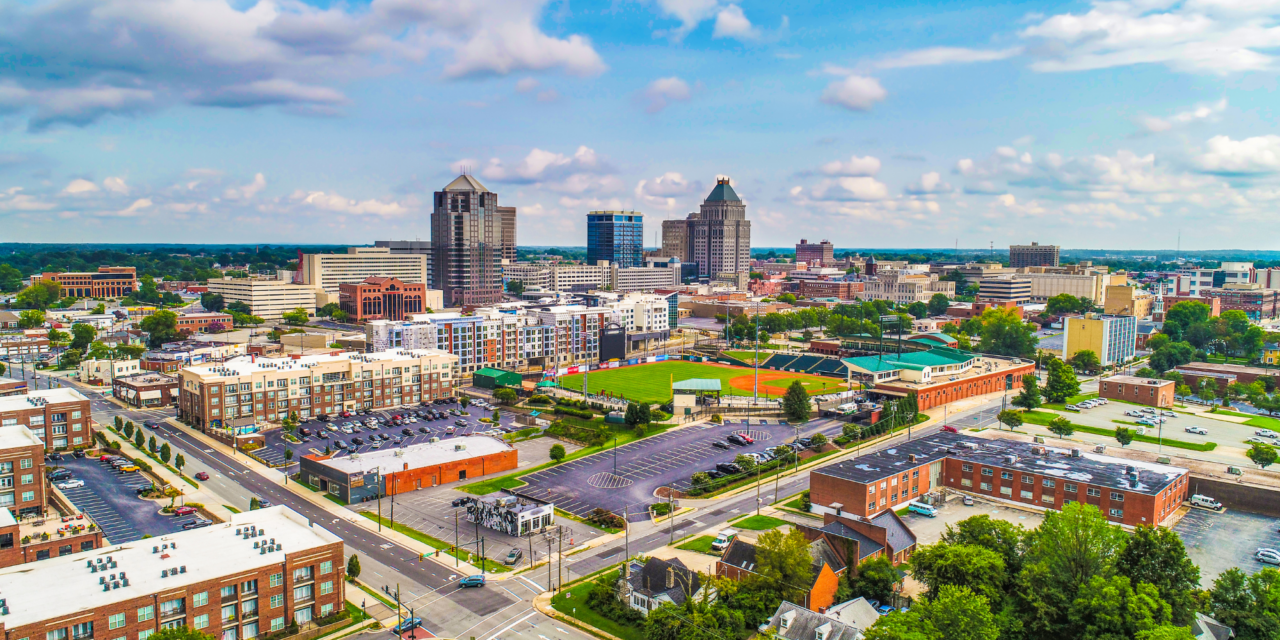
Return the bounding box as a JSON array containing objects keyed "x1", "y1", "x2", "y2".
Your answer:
[
  {"x1": 194, "y1": 472, "x2": 210, "y2": 481},
  {"x1": 941, "y1": 425, "x2": 959, "y2": 433},
  {"x1": 739, "y1": 434, "x2": 754, "y2": 444},
  {"x1": 173, "y1": 506, "x2": 197, "y2": 516}
]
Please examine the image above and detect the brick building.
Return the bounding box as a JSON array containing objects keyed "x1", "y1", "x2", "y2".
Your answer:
[
  {"x1": 1099, "y1": 375, "x2": 1174, "y2": 408},
  {"x1": 0, "y1": 389, "x2": 93, "y2": 450},
  {"x1": 176, "y1": 312, "x2": 234, "y2": 334},
  {"x1": 0, "y1": 425, "x2": 47, "y2": 519},
  {"x1": 798, "y1": 280, "x2": 864, "y2": 300},
  {"x1": 841, "y1": 347, "x2": 1034, "y2": 411},
  {"x1": 113, "y1": 372, "x2": 181, "y2": 409},
  {"x1": 718, "y1": 532, "x2": 845, "y2": 612},
  {"x1": 31, "y1": 267, "x2": 137, "y2": 298},
  {"x1": 1203, "y1": 285, "x2": 1280, "y2": 322},
  {"x1": 338, "y1": 276, "x2": 439, "y2": 323},
  {"x1": 0, "y1": 378, "x2": 28, "y2": 397},
  {"x1": 0, "y1": 506, "x2": 346, "y2": 640},
  {"x1": 0, "y1": 336, "x2": 49, "y2": 362},
  {"x1": 0, "y1": 506, "x2": 103, "y2": 568},
  {"x1": 1154, "y1": 295, "x2": 1220, "y2": 322},
  {"x1": 1173, "y1": 362, "x2": 1277, "y2": 391},
  {"x1": 810, "y1": 433, "x2": 1189, "y2": 527},
  {"x1": 795, "y1": 239, "x2": 835, "y2": 267},
  {"x1": 299, "y1": 435, "x2": 517, "y2": 503}
]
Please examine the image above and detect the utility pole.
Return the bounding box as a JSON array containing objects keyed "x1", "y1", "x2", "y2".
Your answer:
[
  {"x1": 668, "y1": 486, "x2": 675, "y2": 545},
  {"x1": 557, "y1": 526, "x2": 563, "y2": 592},
  {"x1": 624, "y1": 504, "x2": 629, "y2": 563},
  {"x1": 547, "y1": 537, "x2": 553, "y2": 591},
  {"x1": 454, "y1": 511, "x2": 459, "y2": 567}
]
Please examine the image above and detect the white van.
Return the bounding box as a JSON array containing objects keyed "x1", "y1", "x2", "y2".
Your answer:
[
  {"x1": 711, "y1": 529, "x2": 739, "y2": 552},
  {"x1": 1189, "y1": 494, "x2": 1222, "y2": 510}
]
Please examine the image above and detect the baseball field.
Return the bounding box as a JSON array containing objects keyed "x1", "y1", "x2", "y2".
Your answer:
[{"x1": 555, "y1": 360, "x2": 846, "y2": 405}]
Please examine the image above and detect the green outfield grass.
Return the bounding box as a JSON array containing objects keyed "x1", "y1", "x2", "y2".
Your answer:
[{"x1": 557, "y1": 360, "x2": 845, "y2": 405}]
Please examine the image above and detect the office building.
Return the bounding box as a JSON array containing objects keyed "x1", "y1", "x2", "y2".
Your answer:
[
  {"x1": 1177, "y1": 261, "x2": 1255, "y2": 297},
  {"x1": 587, "y1": 211, "x2": 644, "y2": 268},
  {"x1": 858, "y1": 270, "x2": 955, "y2": 305},
  {"x1": 337, "y1": 276, "x2": 441, "y2": 323},
  {"x1": 1014, "y1": 271, "x2": 1113, "y2": 305},
  {"x1": 928, "y1": 262, "x2": 1016, "y2": 285},
  {"x1": 1202, "y1": 284, "x2": 1280, "y2": 321},
  {"x1": 0, "y1": 506, "x2": 346, "y2": 640},
  {"x1": 798, "y1": 280, "x2": 864, "y2": 299},
  {"x1": 177, "y1": 349, "x2": 459, "y2": 437},
  {"x1": 810, "y1": 432, "x2": 1189, "y2": 527},
  {"x1": 113, "y1": 372, "x2": 181, "y2": 409},
  {"x1": 497, "y1": 205, "x2": 518, "y2": 262},
  {"x1": 372, "y1": 240, "x2": 436, "y2": 285},
  {"x1": 0, "y1": 389, "x2": 93, "y2": 450},
  {"x1": 1098, "y1": 376, "x2": 1174, "y2": 408},
  {"x1": 0, "y1": 425, "x2": 47, "y2": 519},
  {"x1": 30, "y1": 267, "x2": 137, "y2": 298},
  {"x1": 206, "y1": 279, "x2": 317, "y2": 322},
  {"x1": 1063, "y1": 313, "x2": 1137, "y2": 366},
  {"x1": 660, "y1": 177, "x2": 751, "y2": 278},
  {"x1": 501, "y1": 261, "x2": 678, "y2": 294},
  {"x1": 795, "y1": 239, "x2": 835, "y2": 267},
  {"x1": 298, "y1": 248, "x2": 430, "y2": 305},
  {"x1": 1103, "y1": 286, "x2": 1154, "y2": 318},
  {"x1": 976, "y1": 276, "x2": 1032, "y2": 304},
  {"x1": 431, "y1": 174, "x2": 505, "y2": 306},
  {"x1": 176, "y1": 312, "x2": 234, "y2": 334},
  {"x1": 299, "y1": 436, "x2": 517, "y2": 502},
  {"x1": 1009, "y1": 242, "x2": 1060, "y2": 269}
]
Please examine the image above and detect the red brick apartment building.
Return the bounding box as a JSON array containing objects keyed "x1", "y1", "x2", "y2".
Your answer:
[
  {"x1": 0, "y1": 389, "x2": 93, "y2": 450},
  {"x1": 1, "y1": 425, "x2": 47, "y2": 519},
  {"x1": 841, "y1": 347, "x2": 1036, "y2": 411},
  {"x1": 338, "y1": 276, "x2": 429, "y2": 322},
  {"x1": 1099, "y1": 375, "x2": 1174, "y2": 408},
  {"x1": 31, "y1": 267, "x2": 137, "y2": 298},
  {"x1": 176, "y1": 312, "x2": 233, "y2": 334},
  {"x1": 798, "y1": 280, "x2": 864, "y2": 299},
  {"x1": 810, "y1": 433, "x2": 1189, "y2": 527},
  {"x1": 0, "y1": 506, "x2": 345, "y2": 640}
]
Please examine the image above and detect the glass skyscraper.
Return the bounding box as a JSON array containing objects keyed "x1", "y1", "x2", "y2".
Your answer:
[{"x1": 586, "y1": 211, "x2": 644, "y2": 268}]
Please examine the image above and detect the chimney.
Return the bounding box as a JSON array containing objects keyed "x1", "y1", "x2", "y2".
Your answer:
[{"x1": 666, "y1": 566, "x2": 675, "y2": 590}]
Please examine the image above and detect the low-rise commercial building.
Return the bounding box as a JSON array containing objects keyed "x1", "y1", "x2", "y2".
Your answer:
[
  {"x1": 1103, "y1": 286, "x2": 1154, "y2": 318},
  {"x1": 299, "y1": 436, "x2": 517, "y2": 502},
  {"x1": 0, "y1": 389, "x2": 92, "y2": 450},
  {"x1": 176, "y1": 312, "x2": 234, "y2": 334},
  {"x1": 1173, "y1": 362, "x2": 1277, "y2": 390},
  {"x1": 858, "y1": 271, "x2": 954, "y2": 305},
  {"x1": 1202, "y1": 284, "x2": 1280, "y2": 322},
  {"x1": 0, "y1": 506, "x2": 346, "y2": 640},
  {"x1": 841, "y1": 347, "x2": 1033, "y2": 411},
  {"x1": 1063, "y1": 313, "x2": 1137, "y2": 366},
  {"x1": 810, "y1": 433, "x2": 1189, "y2": 527},
  {"x1": 113, "y1": 372, "x2": 181, "y2": 409},
  {"x1": 142, "y1": 341, "x2": 247, "y2": 372},
  {"x1": 338, "y1": 276, "x2": 441, "y2": 323},
  {"x1": 78, "y1": 359, "x2": 141, "y2": 385},
  {"x1": 464, "y1": 494, "x2": 554, "y2": 536},
  {"x1": 798, "y1": 280, "x2": 863, "y2": 299},
  {"x1": 1099, "y1": 375, "x2": 1174, "y2": 408},
  {"x1": 178, "y1": 349, "x2": 459, "y2": 437},
  {"x1": 31, "y1": 267, "x2": 137, "y2": 298},
  {"x1": 977, "y1": 276, "x2": 1032, "y2": 304},
  {"x1": 0, "y1": 336, "x2": 49, "y2": 362},
  {"x1": 206, "y1": 278, "x2": 317, "y2": 321},
  {"x1": 0, "y1": 425, "x2": 46, "y2": 519},
  {"x1": 0, "y1": 378, "x2": 28, "y2": 397}
]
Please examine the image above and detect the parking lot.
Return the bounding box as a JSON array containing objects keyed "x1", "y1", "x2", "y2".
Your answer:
[
  {"x1": 896, "y1": 493, "x2": 1046, "y2": 546},
  {"x1": 1175, "y1": 507, "x2": 1280, "y2": 582},
  {"x1": 52, "y1": 457, "x2": 186, "y2": 543},
  {"x1": 259, "y1": 400, "x2": 531, "y2": 466},
  {"x1": 518, "y1": 418, "x2": 845, "y2": 518},
  {"x1": 1048, "y1": 401, "x2": 1266, "y2": 452}
]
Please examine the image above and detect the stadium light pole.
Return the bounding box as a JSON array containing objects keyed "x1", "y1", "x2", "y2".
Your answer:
[{"x1": 753, "y1": 299, "x2": 760, "y2": 425}]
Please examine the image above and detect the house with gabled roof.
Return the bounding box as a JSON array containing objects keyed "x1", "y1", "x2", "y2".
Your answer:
[{"x1": 623, "y1": 557, "x2": 712, "y2": 616}]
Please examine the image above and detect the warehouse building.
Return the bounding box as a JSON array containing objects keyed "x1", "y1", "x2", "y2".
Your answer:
[
  {"x1": 473, "y1": 368, "x2": 522, "y2": 389},
  {"x1": 462, "y1": 494, "x2": 554, "y2": 536},
  {"x1": 298, "y1": 436, "x2": 517, "y2": 503}
]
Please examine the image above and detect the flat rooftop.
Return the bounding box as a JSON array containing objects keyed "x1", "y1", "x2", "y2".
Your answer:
[
  {"x1": 0, "y1": 388, "x2": 89, "y2": 411},
  {"x1": 1177, "y1": 362, "x2": 1275, "y2": 376},
  {"x1": 1103, "y1": 375, "x2": 1172, "y2": 386},
  {"x1": 312, "y1": 435, "x2": 512, "y2": 475},
  {"x1": 0, "y1": 424, "x2": 43, "y2": 449},
  {"x1": 186, "y1": 348, "x2": 455, "y2": 378},
  {"x1": 814, "y1": 433, "x2": 1187, "y2": 496},
  {"x1": 0, "y1": 506, "x2": 342, "y2": 628},
  {"x1": 116, "y1": 372, "x2": 179, "y2": 386}
]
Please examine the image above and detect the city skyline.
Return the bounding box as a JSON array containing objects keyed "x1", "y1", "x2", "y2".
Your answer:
[{"x1": 1, "y1": 0, "x2": 1278, "y2": 250}]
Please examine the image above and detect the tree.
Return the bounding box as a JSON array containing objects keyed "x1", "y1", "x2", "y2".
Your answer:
[
  {"x1": 285, "y1": 448, "x2": 294, "y2": 461},
  {"x1": 1044, "y1": 358, "x2": 1081, "y2": 403},
  {"x1": 1115, "y1": 426, "x2": 1135, "y2": 447},
  {"x1": 146, "y1": 627, "x2": 216, "y2": 640},
  {"x1": 331, "y1": 309, "x2": 350, "y2": 323},
  {"x1": 976, "y1": 307, "x2": 1039, "y2": 357},
  {"x1": 159, "y1": 442, "x2": 172, "y2": 464},
  {"x1": 927, "y1": 293, "x2": 950, "y2": 317},
  {"x1": 734, "y1": 454, "x2": 757, "y2": 473},
  {"x1": 549, "y1": 443, "x2": 566, "y2": 462},
  {"x1": 70, "y1": 323, "x2": 97, "y2": 351},
  {"x1": 865, "y1": 585, "x2": 998, "y2": 640},
  {"x1": 175, "y1": 454, "x2": 186, "y2": 473},
  {"x1": 45, "y1": 327, "x2": 67, "y2": 344},
  {"x1": 494, "y1": 388, "x2": 518, "y2": 405},
  {"x1": 1068, "y1": 349, "x2": 1101, "y2": 374},
  {"x1": 1047, "y1": 293, "x2": 1088, "y2": 316},
  {"x1": 114, "y1": 415, "x2": 124, "y2": 430},
  {"x1": 781, "y1": 380, "x2": 811, "y2": 422},
  {"x1": 317, "y1": 302, "x2": 340, "y2": 317},
  {"x1": 281, "y1": 307, "x2": 310, "y2": 325},
  {"x1": 506, "y1": 280, "x2": 526, "y2": 295},
  {"x1": 1012, "y1": 374, "x2": 1042, "y2": 410},
  {"x1": 1015, "y1": 502, "x2": 1127, "y2": 636},
  {"x1": 1136, "y1": 627, "x2": 1197, "y2": 640},
  {"x1": 909, "y1": 543, "x2": 1007, "y2": 603},
  {"x1": 1246, "y1": 443, "x2": 1277, "y2": 469},
  {"x1": 1150, "y1": 342, "x2": 1195, "y2": 372},
  {"x1": 205, "y1": 321, "x2": 225, "y2": 334},
  {"x1": 200, "y1": 292, "x2": 226, "y2": 312},
  {"x1": 16, "y1": 281, "x2": 62, "y2": 310},
  {"x1": 116, "y1": 344, "x2": 146, "y2": 359},
  {"x1": 1176, "y1": 384, "x2": 1193, "y2": 398},
  {"x1": 60, "y1": 348, "x2": 83, "y2": 368},
  {"x1": 941, "y1": 514, "x2": 1027, "y2": 577},
  {"x1": 227, "y1": 300, "x2": 253, "y2": 315},
  {"x1": 1070, "y1": 574, "x2": 1171, "y2": 640},
  {"x1": 148, "y1": 435, "x2": 158, "y2": 454},
  {"x1": 997, "y1": 409, "x2": 1023, "y2": 430},
  {"x1": 250, "y1": 497, "x2": 261, "y2": 510},
  {"x1": 140, "y1": 310, "x2": 182, "y2": 348},
  {"x1": 848, "y1": 555, "x2": 899, "y2": 603},
  {"x1": 778, "y1": 293, "x2": 797, "y2": 304},
  {"x1": 0, "y1": 263, "x2": 23, "y2": 292},
  {"x1": 810, "y1": 433, "x2": 828, "y2": 448},
  {"x1": 134, "y1": 429, "x2": 145, "y2": 450},
  {"x1": 1163, "y1": 301, "x2": 1212, "y2": 340},
  {"x1": 1048, "y1": 416, "x2": 1075, "y2": 437},
  {"x1": 17, "y1": 309, "x2": 45, "y2": 329},
  {"x1": 1145, "y1": 334, "x2": 1171, "y2": 352},
  {"x1": 123, "y1": 421, "x2": 135, "y2": 439},
  {"x1": 906, "y1": 301, "x2": 929, "y2": 319},
  {"x1": 1208, "y1": 567, "x2": 1280, "y2": 640},
  {"x1": 753, "y1": 528, "x2": 815, "y2": 606},
  {"x1": 460, "y1": 396, "x2": 470, "y2": 409},
  {"x1": 1116, "y1": 525, "x2": 1201, "y2": 625}
]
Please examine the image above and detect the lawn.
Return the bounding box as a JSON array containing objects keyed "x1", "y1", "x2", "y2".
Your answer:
[
  {"x1": 1245, "y1": 415, "x2": 1280, "y2": 430},
  {"x1": 1042, "y1": 392, "x2": 1100, "y2": 410},
  {"x1": 675, "y1": 535, "x2": 717, "y2": 554},
  {"x1": 1021, "y1": 410, "x2": 1216, "y2": 452},
  {"x1": 550, "y1": 571, "x2": 644, "y2": 640},
  {"x1": 557, "y1": 360, "x2": 844, "y2": 404},
  {"x1": 730, "y1": 514, "x2": 790, "y2": 530}
]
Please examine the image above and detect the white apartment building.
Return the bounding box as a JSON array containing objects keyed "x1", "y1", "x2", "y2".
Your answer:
[
  {"x1": 177, "y1": 348, "x2": 458, "y2": 433},
  {"x1": 502, "y1": 261, "x2": 679, "y2": 294},
  {"x1": 1178, "y1": 262, "x2": 1255, "y2": 297},
  {"x1": 206, "y1": 278, "x2": 318, "y2": 321},
  {"x1": 613, "y1": 265, "x2": 680, "y2": 292},
  {"x1": 366, "y1": 310, "x2": 560, "y2": 375},
  {"x1": 78, "y1": 358, "x2": 141, "y2": 384},
  {"x1": 299, "y1": 247, "x2": 430, "y2": 303},
  {"x1": 859, "y1": 271, "x2": 956, "y2": 305}
]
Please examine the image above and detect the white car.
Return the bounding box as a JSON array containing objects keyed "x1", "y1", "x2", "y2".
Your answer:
[
  {"x1": 1185, "y1": 426, "x2": 1209, "y2": 435},
  {"x1": 1246, "y1": 436, "x2": 1272, "y2": 445},
  {"x1": 56, "y1": 479, "x2": 85, "y2": 490},
  {"x1": 1256, "y1": 429, "x2": 1278, "y2": 438},
  {"x1": 1257, "y1": 549, "x2": 1280, "y2": 566}
]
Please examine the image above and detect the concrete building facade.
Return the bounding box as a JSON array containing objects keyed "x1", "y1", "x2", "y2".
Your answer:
[
  {"x1": 298, "y1": 248, "x2": 430, "y2": 306},
  {"x1": 1063, "y1": 313, "x2": 1137, "y2": 366},
  {"x1": 431, "y1": 175, "x2": 505, "y2": 306},
  {"x1": 795, "y1": 240, "x2": 835, "y2": 267},
  {"x1": 206, "y1": 279, "x2": 317, "y2": 322},
  {"x1": 1009, "y1": 242, "x2": 1060, "y2": 269},
  {"x1": 660, "y1": 178, "x2": 751, "y2": 278},
  {"x1": 31, "y1": 267, "x2": 137, "y2": 298}
]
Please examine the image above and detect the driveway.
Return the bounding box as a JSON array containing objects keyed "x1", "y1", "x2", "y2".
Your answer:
[{"x1": 53, "y1": 457, "x2": 187, "y2": 543}]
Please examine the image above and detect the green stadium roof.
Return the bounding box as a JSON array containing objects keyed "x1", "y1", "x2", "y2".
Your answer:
[
  {"x1": 841, "y1": 347, "x2": 975, "y2": 373},
  {"x1": 672, "y1": 379, "x2": 722, "y2": 391}
]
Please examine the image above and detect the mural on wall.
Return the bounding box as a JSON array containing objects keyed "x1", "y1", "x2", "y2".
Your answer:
[{"x1": 465, "y1": 495, "x2": 554, "y2": 537}]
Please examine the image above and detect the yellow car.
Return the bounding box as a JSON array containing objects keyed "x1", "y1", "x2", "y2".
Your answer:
[{"x1": 119, "y1": 465, "x2": 140, "y2": 473}]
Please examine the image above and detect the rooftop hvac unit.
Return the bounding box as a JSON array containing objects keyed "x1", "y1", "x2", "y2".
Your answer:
[
  {"x1": 1094, "y1": 445, "x2": 1107, "y2": 453},
  {"x1": 1071, "y1": 448, "x2": 1082, "y2": 457},
  {"x1": 907, "y1": 454, "x2": 917, "y2": 463},
  {"x1": 455, "y1": 443, "x2": 467, "y2": 452},
  {"x1": 1004, "y1": 455, "x2": 1017, "y2": 463}
]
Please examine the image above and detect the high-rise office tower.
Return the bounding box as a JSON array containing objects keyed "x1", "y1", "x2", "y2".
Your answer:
[
  {"x1": 660, "y1": 177, "x2": 751, "y2": 278},
  {"x1": 1009, "y1": 242, "x2": 1060, "y2": 269},
  {"x1": 431, "y1": 174, "x2": 504, "y2": 306},
  {"x1": 586, "y1": 211, "x2": 644, "y2": 268},
  {"x1": 497, "y1": 205, "x2": 518, "y2": 262},
  {"x1": 796, "y1": 239, "x2": 835, "y2": 266}
]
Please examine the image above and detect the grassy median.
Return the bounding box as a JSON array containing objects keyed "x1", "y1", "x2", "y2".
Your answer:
[{"x1": 1021, "y1": 411, "x2": 1216, "y2": 452}]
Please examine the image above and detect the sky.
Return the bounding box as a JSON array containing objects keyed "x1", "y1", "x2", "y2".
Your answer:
[{"x1": 1, "y1": 0, "x2": 1279, "y2": 250}]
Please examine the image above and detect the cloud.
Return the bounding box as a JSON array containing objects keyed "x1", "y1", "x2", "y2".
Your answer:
[
  {"x1": 1196, "y1": 135, "x2": 1280, "y2": 174},
  {"x1": 515, "y1": 78, "x2": 540, "y2": 92},
  {"x1": 712, "y1": 5, "x2": 758, "y2": 40},
  {"x1": 1137, "y1": 98, "x2": 1228, "y2": 133},
  {"x1": 808, "y1": 177, "x2": 891, "y2": 201},
  {"x1": 223, "y1": 173, "x2": 267, "y2": 200},
  {"x1": 819, "y1": 155, "x2": 881, "y2": 177},
  {"x1": 819, "y1": 72, "x2": 887, "y2": 112},
  {"x1": 62, "y1": 179, "x2": 100, "y2": 194},
  {"x1": 905, "y1": 171, "x2": 952, "y2": 194},
  {"x1": 103, "y1": 177, "x2": 129, "y2": 195},
  {"x1": 868, "y1": 46, "x2": 1022, "y2": 70},
  {"x1": 640, "y1": 77, "x2": 694, "y2": 114},
  {"x1": 116, "y1": 198, "x2": 153, "y2": 217},
  {"x1": 0, "y1": 187, "x2": 55, "y2": 211},
  {"x1": 292, "y1": 190, "x2": 409, "y2": 216},
  {"x1": 0, "y1": 0, "x2": 605, "y2": 129},
  {"x1": 651, "y1": 0, "x2": 721, "y2": 41},
  {"x1": 1019, "y1": 0, "x2": 1280, "y2": 74},
  {"x1": 635, "y1": 172, "x2": 703, "y2": 209},
  {"x1": 474, "y1": 145, "x2": 619, "y2": 195}
]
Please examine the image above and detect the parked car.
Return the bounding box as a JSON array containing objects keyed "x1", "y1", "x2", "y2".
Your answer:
[
  {"x1": 182, "y1": 518, "x2": 213, "y2": 530},
  {"x1": 120, "y1": 465, "x2": 140, "y2": 473},
  {"x1": 48, "y1": 469, "x2": 72, "y2": 481},
  {"x1": 1256, "y1": 429, "x2": 1278, "y2": 438},
  {"x1": 1256, "y1": 549, "x2": 1280, "y2": 566},
  {"x1": 1185, "y1": 426, "x2": 1208, "y2": 435},
  {"x1": 705, "y1": 469, "x2": 725, "y2": 479},
  {"x1": 716, "y1": 462, "x2": 743, "y2": 474},
  {"x1": 418, "y1": 427, "x2": 431, "y2": 434},
  {"x1": 727, "y1": 434, "x2": 748, "y2": 446},
  {"x1": 505, "y1": 548, "x2": 523, "y2": 565},
  {"x1": 173, "y1": 506, "x2": 198, "y2": 516},
  {"x1": 874, "y1": 603, "x2": 896, "y2": 615},
  {"x1": 335, "y1": 440, "x2": 349, "y2": 450},
  {"x1": 712, "y1": 441, "x2": 730, "y2": 450},
  {"x1": 941, "y1": 425, "x2": 959, "y2": 433},
  {"x1": 392, "y1": 618, "x2": 423, "y2": 636},
  {"x1": 194, "y1": 472, "x2": 210, "y2": 480},
  {"x1": 1246, "y1": 436, "x2": 1272, "y2": 445},
  {"x1": 402, "y1": 428, "x2": 414, "y2": 436},
  {"x1": 451, "y1": 497, "x2": 470, "y2": 507},
  {"x1": 351, "y1": 437, "x2": 365, "y2": 445},
  {"x1": 56, "y1": 479, "x2": 85, "y2": 490},
  {"x1": 962, "y1": 495, "x2": 974, "y2": 506},
  {"x1": 459, "y1": 575, "x2": 486, "y2": 588},
  {"x1": 737, "y1": 433, "x2": 755, "y2": 444}
]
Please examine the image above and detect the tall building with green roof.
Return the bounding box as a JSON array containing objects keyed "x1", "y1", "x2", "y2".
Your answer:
[{"x1": 659, "y1": 177, "x2": 751, "y2": 279}]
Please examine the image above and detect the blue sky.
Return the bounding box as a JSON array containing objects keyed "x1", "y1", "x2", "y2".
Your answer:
[{"x1": 2, "y1": 0, "x2": 1279, "y2": 249}]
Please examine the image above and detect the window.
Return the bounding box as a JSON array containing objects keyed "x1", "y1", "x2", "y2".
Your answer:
[
  {"x1": 1022, "y1": 475, "x2": 1034, "y2": 483},
  {"x1": 1065, "y1": 483, "x2": 1078, "y2": 492},
  {"x1": 294, "y1": 566, "x2": 313, "y2": 582},
  {"x1": 1110, "y1": 492, "x2": 1125, "y2": 501},
  {"x1": 161, "y1": 599, "x2": 185, "y2": 618},
  {"x1": 1000, "y1": 487, "x2": 1012, "y2": 496},
  {"x1": 222, "y1": 604, "x2": 237, "y2": 623},
  {"x1": 1109, "y1": 508, "x2": 1124, "y2": 518},
  {"x1": 980, "y1": 482, "x2": 992, "y2": 491},
  {"x1": 1042, "y1": 494, "x2": 1055, "y2": 504},
  {"x1": 962, "y1": 464, "x2": 973, "y2": 472},
  {"x1": 981, "y1": 468, "x2": 993, "y2": 476},
  {"x1": 1043, "y1": 479, "x2": 1056, "y2": 488},
  {"x1": 320, "y1": 560, "x2": 333, "y2": 575},
  {"x1": 194, "y1": 592, "x2": 209, "y2": 607},
  {"x1": 242, "y1": 599, "x2": 258, "y2": 618},
  {"x1": 138, "y1": 632, "x2": 154, "y2": 640},
  {"x1": 193, "y1": 616, "x2": 209, "y2": 631},
  {"x1": 270, "y1": 595, "x2": 284, "y2": 609},
  {"x1": 1021, "y1": 490, "x2": 1033, "y2": 499},
  {"x1": 221, "y1": 586, "x2": 237, "y2": 600},
  {"x1": 71, "y1": 622, "x2": 93, "y2": 640},
  {"x1": 961, "y1": 478, "x2": 973, "y2": 487},
  {"x1": 294, "y1": 607, "x2": 313, "y2": 625},
  {"x1": 242, "y1": 579, "x2": 258, "y2": 594},
  {"x1": 109, "y1": 615, "x2": 126, "y2": 631},
  {"x1": 867, "y1": 501, "x2": 876, "y2": 510},
  {"x1": 1000, "y1": 471, "x2": 1013, "y2": 480},
  {"x1": 293, "y1": 585, "x2": 313, "y2": 602},
  {"x1": 320, "y1": 581, "x2": 334, "y2": 596},
  {"x1": 242, "y1": 623, "x2": 258, "y2": 640},
  {"x1": 867, "y1": 486, "x2": 875, "y2": 494},
  {"x1": 1087, "y1": 488, "x2": 1101, "y2": 497},
  {"x1": 138, "y1": 606, "x2": 155, "y2": 622},
  {"x1": 47, "y1": 629, "x2": 68, "y2": 640},
  {"x1": 220, "y1": 629, "x2": 236, "y2": 640},
  {"x1": 270, "y1": 618, "x2": 285, "y2": 633},
  {"x1": 270, "y1": 573, "x2": 283, "y2": 588},
  {"x1": 21, "y1": 458, "x2": 32, "y2": 469},
  {"x1": 21, "y1": 491, "x2": 34, "y2": 502}
]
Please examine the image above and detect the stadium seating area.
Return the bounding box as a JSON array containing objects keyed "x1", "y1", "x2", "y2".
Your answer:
[{"x1": 759, "y1": 353, "x2": 845, "y2": 377}]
